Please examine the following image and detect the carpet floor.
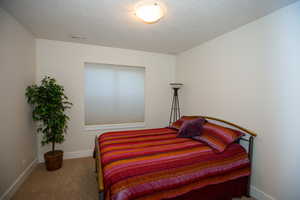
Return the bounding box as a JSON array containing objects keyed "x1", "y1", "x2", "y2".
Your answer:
[{"x1": 12, "y1": 157, "x2": 255, "y2": 200}]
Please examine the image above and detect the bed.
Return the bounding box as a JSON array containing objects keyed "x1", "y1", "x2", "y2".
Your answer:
[{"x1": 94, "y1": 116, "x2": 257, "y2": 200}]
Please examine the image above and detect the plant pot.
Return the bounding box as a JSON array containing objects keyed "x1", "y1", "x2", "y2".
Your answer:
[{"x1": 44, "y1": 150, "x2": 63, "y2": 171}]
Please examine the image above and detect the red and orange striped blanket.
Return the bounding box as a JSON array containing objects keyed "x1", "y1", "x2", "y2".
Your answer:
[{"x1": 99, "y1": 128, "x2": 250, "y2": 200}]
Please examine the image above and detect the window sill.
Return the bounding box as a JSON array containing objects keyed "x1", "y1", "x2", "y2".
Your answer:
[{"x1": 85, "y1": 122, "x2": 146, "y2": 131}]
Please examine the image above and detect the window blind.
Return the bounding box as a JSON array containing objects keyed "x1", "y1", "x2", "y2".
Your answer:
[{"x1": 85, "y1": 63, "x2": 145, "y2": 125}]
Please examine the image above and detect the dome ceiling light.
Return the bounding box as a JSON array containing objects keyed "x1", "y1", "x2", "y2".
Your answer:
[{"x1": 135, "y1": 1, "x2": 164, "y2": 24}]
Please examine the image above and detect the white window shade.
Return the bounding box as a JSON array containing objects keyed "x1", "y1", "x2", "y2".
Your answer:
[{"x1": 85, "y1": 63, "x2": 145, "y2": 125}]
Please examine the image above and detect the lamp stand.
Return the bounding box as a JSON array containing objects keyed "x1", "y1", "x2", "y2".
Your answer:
[{"x1": 169, "y1": 87, "x2": 181, "y2": 125}]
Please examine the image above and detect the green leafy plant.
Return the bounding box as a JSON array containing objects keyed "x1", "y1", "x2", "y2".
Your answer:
[{"x1": 26, "y1": 76, "x2": 72, "y2": 153}]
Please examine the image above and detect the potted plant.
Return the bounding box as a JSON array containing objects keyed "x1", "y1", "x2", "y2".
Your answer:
[{"x1": 26, "y1": 76, "x2": 72, "y2": 171}]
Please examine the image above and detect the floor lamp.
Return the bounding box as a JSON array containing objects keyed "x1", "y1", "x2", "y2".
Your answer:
[{"x1": 169, "y1": 83, "x2": 183, "y2": 125}]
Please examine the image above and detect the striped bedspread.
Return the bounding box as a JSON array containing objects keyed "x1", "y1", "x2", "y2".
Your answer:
[{"x1": 99, "y1": 128, "x2": 250, "y2": 200}]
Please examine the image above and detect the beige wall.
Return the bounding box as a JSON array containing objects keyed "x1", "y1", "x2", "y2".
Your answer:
[
  {"x1": 36, "y1": 39, "x2": 176, "y2": 160},
  {"x1": 0, "y1": 8, "x2": 36, "y2": 198},
  {"x1": 176, "y1": 2, "x2": 300, "y2": 200}
]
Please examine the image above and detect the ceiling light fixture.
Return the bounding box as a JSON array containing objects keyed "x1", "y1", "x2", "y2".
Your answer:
[{"x1": 135, "y1": 1, "x2": 164, "y2": 24}]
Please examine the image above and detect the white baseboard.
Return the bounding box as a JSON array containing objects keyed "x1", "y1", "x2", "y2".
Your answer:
[
  {"x1": 251, "y1": 185, "x2": 275, "y2": 200},
  {"x1": 0, "y1": 158, "x2": 37, "y2": 200},
  {"x1": 38, "y1": 149, "x2": 93, "y2": 163},
  {"x1": 63, "y1": 149, "x2": 94, "y2": 160}
]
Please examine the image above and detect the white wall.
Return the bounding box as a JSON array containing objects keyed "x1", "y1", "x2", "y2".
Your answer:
[
  {"x1": 36, "y1": 39, "x2": 176, "y2": 160},
  {"x1": 2, "y1": 1, "x2": 299, "y2": 199},
  {"x1": 0, "y1": 8, "x2": 36, "y2": 198},
  {"x1": 176, "y1": 2, "x2": 300, "y2": 200}
]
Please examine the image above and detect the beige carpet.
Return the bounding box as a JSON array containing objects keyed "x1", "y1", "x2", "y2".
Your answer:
[{"x1": 12, "y1": 157, "x2": 255, "y2": 200}]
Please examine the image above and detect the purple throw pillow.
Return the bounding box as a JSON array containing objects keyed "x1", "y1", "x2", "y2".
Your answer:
[{"x1": 177, "y1": 118, "x2": 205, "y2": 138}]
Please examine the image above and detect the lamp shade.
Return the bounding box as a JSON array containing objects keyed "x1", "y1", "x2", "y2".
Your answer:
[{"x1": 170, "y1": 83, "x2": 183, "y2": 89}]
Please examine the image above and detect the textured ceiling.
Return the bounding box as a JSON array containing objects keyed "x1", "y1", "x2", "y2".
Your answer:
[{"x1": 1, "y1": 0, "x2": 299, "y2": 54}]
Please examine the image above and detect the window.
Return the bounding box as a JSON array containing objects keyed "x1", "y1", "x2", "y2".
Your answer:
[{"x1": 85, "y1": 63, "x2": 145, "y2": 126}]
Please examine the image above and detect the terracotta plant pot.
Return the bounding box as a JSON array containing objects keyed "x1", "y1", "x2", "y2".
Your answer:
[{"x1": 44, "y1": 150, "x2": 63, "y2": 171}]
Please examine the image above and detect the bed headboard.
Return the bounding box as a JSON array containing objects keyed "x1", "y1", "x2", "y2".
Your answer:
[
  {"x1": 197, "y1": 115, "x2": 257, "y2": 137},
  {"x1": 195, "y1": 115, "x2": 257, "y2": 153}
]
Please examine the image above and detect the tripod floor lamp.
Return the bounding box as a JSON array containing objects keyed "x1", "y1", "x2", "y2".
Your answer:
[{"x1": 169, "y1": 83, "x2": 183, "y2": 125}]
